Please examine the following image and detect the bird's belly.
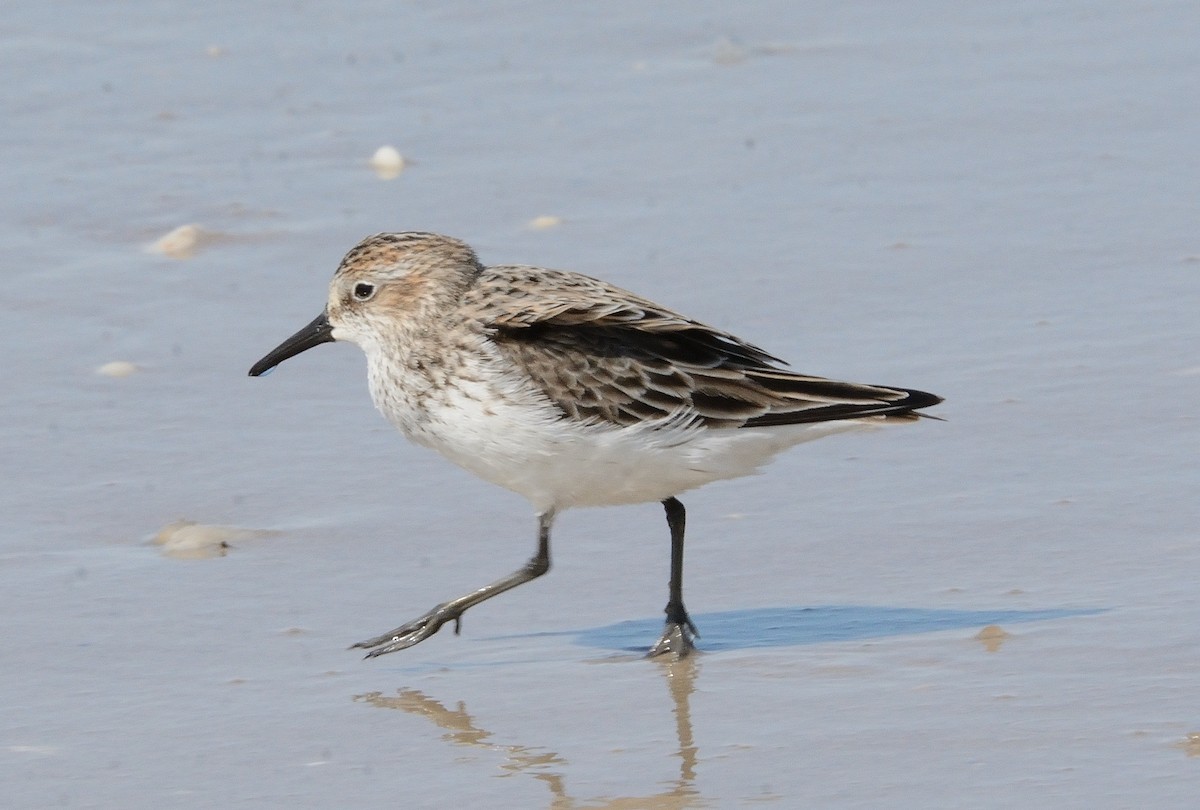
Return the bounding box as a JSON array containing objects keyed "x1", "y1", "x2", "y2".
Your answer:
[
  {"x1": 402, "y1": 393, "x2": 874, "y2": 511},
  {"x1": 367, "y1": 355, "x2": 876, "y2": 512}
]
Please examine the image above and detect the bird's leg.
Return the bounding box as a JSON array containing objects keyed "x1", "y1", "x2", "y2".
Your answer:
[
  {"x1": 352, "y1": 509, "x2": 555, "y2": 658},
  {"x1": 649, "y1": 497, "x2": 698, "y2": 658}
]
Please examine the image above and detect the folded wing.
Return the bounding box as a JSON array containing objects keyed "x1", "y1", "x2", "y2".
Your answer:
[{"x1": 468, "y1": 266, "x2": 942, "y2": 429}]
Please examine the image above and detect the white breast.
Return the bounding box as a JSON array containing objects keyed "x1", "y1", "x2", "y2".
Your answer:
[{"x1": 365, "y1": 347, "x2": 872, "y2": 512}]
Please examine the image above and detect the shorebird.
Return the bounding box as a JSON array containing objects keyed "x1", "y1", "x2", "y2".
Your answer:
[{"x1": 249, "y1": 232, "x2": 941, "y2": 658}]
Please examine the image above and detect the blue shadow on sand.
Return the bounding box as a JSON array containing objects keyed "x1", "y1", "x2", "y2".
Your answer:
[{"x1": 573, "y1": 605, "x2": 1104, "y2": 653}]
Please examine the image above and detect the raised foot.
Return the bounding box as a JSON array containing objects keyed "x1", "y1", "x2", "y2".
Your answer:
[
  {"x1": 350, "y1": 602, "x2": 462, "y2": 658},
  {"x1": 647, "y1": 619, "x2": 698, "y2": 659}
]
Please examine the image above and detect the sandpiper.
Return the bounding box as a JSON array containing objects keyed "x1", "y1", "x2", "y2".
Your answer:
[{"x1": 249, "y1": 232, "x2": 941, "y2": 658}]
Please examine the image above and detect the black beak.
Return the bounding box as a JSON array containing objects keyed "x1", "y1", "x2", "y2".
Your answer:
[{"x1": 248, "y1": 311, "x2": 335, "y2": 377}]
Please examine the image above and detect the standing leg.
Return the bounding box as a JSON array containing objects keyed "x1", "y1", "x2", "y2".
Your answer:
[
  {"x1": 353, "y1": 509, "x2": 556, "y2": 658},
  {"x1": 649, "y1": 497, "x2": 698, "y2": 658}
]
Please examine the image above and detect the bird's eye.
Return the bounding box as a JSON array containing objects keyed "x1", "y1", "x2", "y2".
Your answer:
[{"x1": 352, "y1": 282, "x2": 376, "y2": 301}]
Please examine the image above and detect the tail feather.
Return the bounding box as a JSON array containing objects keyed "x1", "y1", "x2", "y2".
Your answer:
[{"x1": 741, "y1": 382, "x2": 942, "y2": 428}]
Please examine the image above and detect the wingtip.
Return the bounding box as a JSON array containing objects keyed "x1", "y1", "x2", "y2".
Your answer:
[{"x1": 901, "y1": 388, "x2": 944, "y2": 412}]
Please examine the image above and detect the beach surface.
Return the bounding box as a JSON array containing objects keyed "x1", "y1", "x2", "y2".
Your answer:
[{"x1": 3, "y1": 2, "x2": 1198, "y2": 807}]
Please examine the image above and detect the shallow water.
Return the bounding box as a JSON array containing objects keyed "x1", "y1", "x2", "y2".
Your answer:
[{"x1": 4, "y1": 2, "x2": 1199, "y2": 807}]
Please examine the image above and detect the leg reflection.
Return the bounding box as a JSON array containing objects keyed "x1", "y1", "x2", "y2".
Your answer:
[{"x1": 354, "y1": 659, "x2": 706, "y2": 808}]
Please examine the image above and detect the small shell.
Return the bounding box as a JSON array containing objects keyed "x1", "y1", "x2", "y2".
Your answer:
[
  {"x1": 527, "y1": 215, "x2": 562, "y2": 230},
  {"x1": 96, "y1": 361, "x2": 138, "y2": 378},
  {"x1": 370, "y1": 146, "x2": 406, "y2": 179},
  {"x1": 148, "y1": 224, "x2": 202, "y2": 259},
  {"x1": 974, "y1": 624, "x2": 1011, "y2": 652},
  {"x1": 153, "y1": 520, "x2": 276, "y2": 560}
]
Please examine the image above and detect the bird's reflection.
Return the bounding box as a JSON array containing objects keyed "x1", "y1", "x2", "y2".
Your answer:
[
  {"x1": 354, "y1": 657, "x2": 713, "y2": 809},
  {"x1": 354, "y1": 686, "x2": 570, "y2": 799}
]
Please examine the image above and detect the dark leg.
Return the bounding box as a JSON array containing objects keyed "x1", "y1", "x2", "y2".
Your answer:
[
  {"x1": 353, "y1": 509, "x2": 555, "y2": 658},
  {"x1": 648, "y1": 497, "x2": 698, "y2": 658}
]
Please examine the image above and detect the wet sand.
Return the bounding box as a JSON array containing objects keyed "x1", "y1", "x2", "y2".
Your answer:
[{"x1": 3, "y1": 2, "x2": 1199, "y2": 807}]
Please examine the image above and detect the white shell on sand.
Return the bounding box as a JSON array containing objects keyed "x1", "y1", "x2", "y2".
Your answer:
[
  {"x1": 153, "y1": 520, "x2": 275, "y2": 560},
  {"x1": 527, "y1": 215, "x2": 562, "y2": 230},
  {"x1": 370, "y1": 145, "x2": 406, "y2": 179},
  {"x1": 148, "y1": 224, "x2": 203, "y2": 259},
  {"x1": 96, "y1": 361, "x2": 139, "y2": 378}
]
